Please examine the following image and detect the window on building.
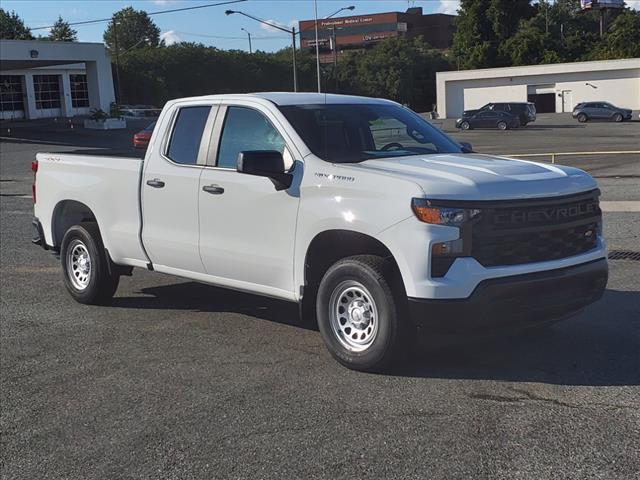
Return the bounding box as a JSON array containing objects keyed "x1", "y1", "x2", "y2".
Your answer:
[
  {"x1": 166, "y1": 106, "x2": 211, "y2": 165},
  {"x1": 0, "y1": 75, "x2": 24, "y2": 113},
  {"x1": 33, "y1": 75, "x2": 62, "y2": 110},
  {"x1": 70, "y1": 74, "x2": 89, "y2": 108}
]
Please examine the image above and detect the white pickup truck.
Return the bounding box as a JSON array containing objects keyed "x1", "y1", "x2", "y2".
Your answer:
[{"x1": 32, "y1": 93, "x2": 608, "y2": 371}]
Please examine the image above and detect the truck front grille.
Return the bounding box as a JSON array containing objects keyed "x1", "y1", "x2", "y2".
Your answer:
[{"x1": 469, "y1": 190, "x2": 601, "y2": 268}]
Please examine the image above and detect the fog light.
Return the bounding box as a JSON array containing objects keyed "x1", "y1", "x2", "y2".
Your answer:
[{"x1": 432, "y1": 239, "x2": 464, "y2": 256}]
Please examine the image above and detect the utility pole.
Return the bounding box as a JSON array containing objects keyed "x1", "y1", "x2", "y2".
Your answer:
[
  {"x1": 314, "y1": 0, "x2": 321, "y2": 93},
  {"x1": 292, "y1": 27, "x2": 298, "y2": 92},
  {"x1": 113, "y1": 19, "x2": 122, "y2": 104}
]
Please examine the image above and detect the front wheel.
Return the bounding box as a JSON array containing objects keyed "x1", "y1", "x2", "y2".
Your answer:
[
  {"x1": 577, "y1": 113, "x2": 587, "y2": 123},
  {"x1": 613, "y1": 113, "x2": 623, "y2": 122},
  {"x1": 61, "y1": 223, "x2": 119, "y2": 304},
  {"x1": 497, "y1": 121, "x2": 508, "y2": 130},
  {"x1": 316, "y1": 255, "x2": 406, "y2": 371},
  {"x1": 460, "y1": 121, "x2": 471, "y2": 130}
]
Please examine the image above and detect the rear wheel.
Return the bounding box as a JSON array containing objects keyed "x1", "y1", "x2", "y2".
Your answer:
[
  {"x1": 577, "y1": 113, "x2": 588, "y2": 123},
  {"x1": 613, "y1": 113, "x2": 623, "y2": 122},
  {"x1": 61, "y1": 223, "x2": 119, "y2": 304},
  {"x1": 497, "y1": 121, "x2": 508, "y2": 130},
  {"x1": 316, "y1": 255, "x2": 406, "y2": 371}
]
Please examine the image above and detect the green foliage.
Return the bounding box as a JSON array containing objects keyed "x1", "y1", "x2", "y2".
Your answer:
[
  {"x1": 452, "y1": 0, "x2": 635, "y2": 69},
  {"x1": 0, "y1": 8, "x2": 33, "y2": 40},
  {"x1": 109, "y1": 102, "x2": 122, "y2": 118},
  {"x1": 103, "y1": 7, "x2": 160, "y2": 53},
  {"x1": 89, "y1": 109, "x2": 109, "y2": 121},
  {"x1": 48, "y1": 16, "x2": 77, "y2": 42},
  {"x1": 327, "y1": 36, "x2": 451, "y2": 111},
  {"x1": 591, "y1": 9, "x2": 640, "y2": 59}
]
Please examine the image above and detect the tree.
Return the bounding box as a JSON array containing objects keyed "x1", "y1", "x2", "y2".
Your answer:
[
  {"x1": 451, "y1": 0, "x2": 535, "y2": 69},
  {"x1": 0, "y1": 8, "x2": 34, "y2": 39},
  {"x1": 48, "y1": 16, "x2": 77, "y2": 41},
  {"x1": 103, "y1": 7, "x2": 160, "y2": 53},
  {"x1": 592, "y1": 9, "x2": 640, "y2": 59}
]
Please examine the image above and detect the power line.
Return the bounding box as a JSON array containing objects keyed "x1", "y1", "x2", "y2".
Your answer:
[
  {"x1": 30, "y1": 0, "x2": 247, "y2": 31},
  {"x1": 176, "y1": 31, "x2": 289, "y2": 40}
]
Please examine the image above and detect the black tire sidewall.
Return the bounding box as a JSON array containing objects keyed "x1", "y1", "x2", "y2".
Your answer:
[
  {"x1": 497, "y1": 121, "x2": 507, "y2": 130},
  {"x1": 316, "y1": 259, "x2": 399, "y2": 371},
  {"x1": 578, "y1": 114, "x2": 587, "y2": 123},
  {"x1": 614, "y1": 113, "x2": 623, "y2": 122},
  {"x1": 461, "y1": 121, "x2": 470, "y2": 130},
  {"x1": 61, "y1": 224, "x2": 111, "y2": 304}
]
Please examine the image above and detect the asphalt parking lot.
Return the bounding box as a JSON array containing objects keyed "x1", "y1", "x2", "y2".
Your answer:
[{"x1": 1, "y1": 115, "x2": 639, "y2": 479}]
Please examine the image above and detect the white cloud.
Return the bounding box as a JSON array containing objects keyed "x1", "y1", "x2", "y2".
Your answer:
[
  {"x1": 153, "y1": 0, "x2": 180, "y2": 5},
  {"x1": 160, "y1": 30, "x2": 182, "y2": 46},
  {"x1": 625, "y1": 0, "x2": 640, "y2": 9},
  {"x1": 259, "y1": 19, "x2": 298, "y2": 33},
  {"x1": 435, "y1": 0, "x2": 461, "y2": 15}
]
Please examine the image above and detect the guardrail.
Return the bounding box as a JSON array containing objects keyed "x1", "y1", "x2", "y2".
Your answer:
[{"x1": 504, "y1": 150, "x2": 640, "y2": 164}]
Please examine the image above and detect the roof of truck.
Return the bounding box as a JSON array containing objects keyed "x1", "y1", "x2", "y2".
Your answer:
[{"x1": 170, "y1": 92, "x2": 396, "y2": 106}]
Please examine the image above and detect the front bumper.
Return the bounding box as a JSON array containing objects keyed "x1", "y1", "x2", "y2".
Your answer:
[{"x1": 408, "y1": 258, "x2": 608, "y2": 333}]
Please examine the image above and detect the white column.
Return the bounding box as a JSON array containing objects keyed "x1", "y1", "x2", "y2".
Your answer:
[
  {"x1": 60, "y1": 72, "x2": 73, "y2": 117},
  {"x1": 23, "y1": 72, "x2": 38, "y2": 120},
  {"x1": 86, "y1": 58, "x2": 116, "y2": 112}
]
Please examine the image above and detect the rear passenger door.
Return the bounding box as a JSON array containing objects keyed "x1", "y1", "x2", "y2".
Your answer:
[{"x1": 141, "y1": 103, "x2": 218, "y2": 273}]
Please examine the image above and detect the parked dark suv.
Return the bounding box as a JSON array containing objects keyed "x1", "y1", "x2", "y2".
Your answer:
[
  {"x1": 572, "y1": 102, "x2": 633, "y2": 123},
  {"x1": 462, "y1": 102, "x2": 537, "y2": 126},
  {"x1": 456, "y1": 110, "x2": 520, "y2": 130}
]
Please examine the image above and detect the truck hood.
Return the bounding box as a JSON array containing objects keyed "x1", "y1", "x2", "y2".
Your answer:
[{"x1": 346, "y1": 153, "x2": 598, "y2": 201}]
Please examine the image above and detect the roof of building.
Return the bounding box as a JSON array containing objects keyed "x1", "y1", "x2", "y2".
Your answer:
[{"x1": 437, "y1": 58, "x2": 640, "y2": 81}]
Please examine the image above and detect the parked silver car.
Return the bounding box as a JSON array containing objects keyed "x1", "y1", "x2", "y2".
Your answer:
[{"x1": 572, "y1": 102, "x2": 633, "y2": 123}]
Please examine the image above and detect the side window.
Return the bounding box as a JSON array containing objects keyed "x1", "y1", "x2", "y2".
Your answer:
[
  {"x1": 217, "y1": 107, "x2": 286, "y2": 169},
  {"x1": 166, "y1": 106, "x2": 211, "y2": 165}
]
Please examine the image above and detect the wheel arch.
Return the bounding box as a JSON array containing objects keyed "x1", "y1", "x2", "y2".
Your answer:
[
  {"x1": 51, "y1": 199, "x2": 98, "y2": 249},
  {"x1": 300, "y1": 229, "x2": 405, "y2": 321}
]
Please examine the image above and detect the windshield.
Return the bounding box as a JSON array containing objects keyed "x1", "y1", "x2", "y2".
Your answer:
[{"x1": 278, "y1": 103, "x2": 464, "y2": 163}]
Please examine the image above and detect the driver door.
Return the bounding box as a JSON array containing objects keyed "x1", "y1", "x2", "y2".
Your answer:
[{"x1": 197, "y1": 104, "x2": 300, "y2": 298}]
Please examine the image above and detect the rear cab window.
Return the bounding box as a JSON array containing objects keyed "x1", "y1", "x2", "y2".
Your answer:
[{"x1": 166, "y1": 106, "x2": 211, "y2": 165}]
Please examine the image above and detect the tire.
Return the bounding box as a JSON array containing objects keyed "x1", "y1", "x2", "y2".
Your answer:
[
  {"x1": 60, "y1": 222, "x2": 119, "y2": 305},
  {"x1": 316, "y1": 255, "x2": 407, "y2": 371},
  {"x1": 577, "y1": 113, "x2": 587, "y2": 123},
  {"x1": 497, "y1": 121, "x2": 507, "y2": 130},
  {"x1": 460, "y1": 121, "x2": 470, "y2": 130},
  {"x1": 613, "y1": 113, "x2": 623, "y2": 123}
]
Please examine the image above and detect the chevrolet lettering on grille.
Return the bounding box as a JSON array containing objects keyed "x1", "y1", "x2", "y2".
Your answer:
[{"x1": 494, "y1": 202, "x2": 598, "y2": 226}]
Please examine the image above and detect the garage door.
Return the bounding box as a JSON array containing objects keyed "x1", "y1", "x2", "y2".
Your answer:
[{"x1": 528, "y1": 93, "x2": 555, "y2": 113}]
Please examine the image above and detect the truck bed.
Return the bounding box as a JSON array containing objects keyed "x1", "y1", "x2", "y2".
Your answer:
[{"x1": 34, "y1": 152, "x2": 148, "y2": 267}]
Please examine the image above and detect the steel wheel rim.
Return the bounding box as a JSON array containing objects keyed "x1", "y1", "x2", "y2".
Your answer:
[
  {"x1": 329, "y1": 280, "x2": 379, "y2": 352},
  {"x1": 498, "y1": 122, "x2": 507, "y2": 130},
  {"x1": 461, "y1": 122, "x2": 469, "y2": 130},
  {"x1": 67, "y1": 239, "x2": 92, "y2": 290}
]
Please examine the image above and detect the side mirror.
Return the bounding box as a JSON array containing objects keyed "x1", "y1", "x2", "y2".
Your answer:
[
  {"x1": 237, "y1": 150, "x2": 292, "y2": 191},
  {"x1": 459, "y1": 142, "x2": 474, "y2": 153}
]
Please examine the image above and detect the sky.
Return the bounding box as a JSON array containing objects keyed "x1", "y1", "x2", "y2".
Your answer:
[
  {"x1": 3, "y1": 0, "x2": 639, "y2": 52},
  {"x1": 3, "y1": 0, "x2": 464, "y2": 52}
]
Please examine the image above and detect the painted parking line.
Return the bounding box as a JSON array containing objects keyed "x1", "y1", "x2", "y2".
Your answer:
[{"x1": 600, "y1": 201, "x2": 640, "y2": 212}]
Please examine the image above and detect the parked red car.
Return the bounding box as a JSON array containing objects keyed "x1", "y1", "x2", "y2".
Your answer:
[{"x1": 133, "y1": 121, "x2": 156, "y2": 148}]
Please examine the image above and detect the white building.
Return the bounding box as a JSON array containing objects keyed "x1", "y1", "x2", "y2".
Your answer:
[
  {"x1": 436, "y1": 58, "x2": 640, "y2": 118},
  {"x1": 0, "y1": 40, "x2": 116, "y2": 120}
]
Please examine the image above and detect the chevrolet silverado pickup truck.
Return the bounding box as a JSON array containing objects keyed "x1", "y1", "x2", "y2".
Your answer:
[{"x1": 32, "y1": 93, "x2": 608, "y2": 371}]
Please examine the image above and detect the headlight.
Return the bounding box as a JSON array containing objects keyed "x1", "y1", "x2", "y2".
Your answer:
[{"x1": 411, "y1": 199, "x2": 481, "y2": 226}]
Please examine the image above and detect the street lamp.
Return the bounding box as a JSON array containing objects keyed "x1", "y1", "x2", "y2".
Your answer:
[
  {"x1": 325, "y1": 5, "x2": 355, "y2": 19},
  {"x1": 316, "y1": 6, "x2": 355, "y2": 93},
  {"x1": 226, "y1": 10, "x2": 297, "y2": 92},
  {"x1": 241, "y1": 27, "x2": 252, "y2": 54}
]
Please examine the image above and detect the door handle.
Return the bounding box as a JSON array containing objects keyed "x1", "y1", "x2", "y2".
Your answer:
[
  {"x1": 146, "y1": 178, "x2": 165, "y2": 188},
  {"x1": 202, "y1": 184, "x2": 224, "y2": 195}
]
